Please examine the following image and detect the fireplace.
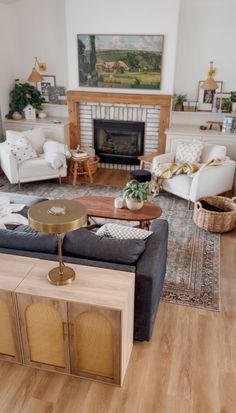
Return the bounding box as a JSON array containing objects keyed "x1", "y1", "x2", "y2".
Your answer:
[{"x1": 94, "y1": 119, "x2": 144, "y2": 165}]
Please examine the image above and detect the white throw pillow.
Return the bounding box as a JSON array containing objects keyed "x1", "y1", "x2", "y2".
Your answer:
[
  {"x1": 43, "y1": 139, "x2": 71, "y2": 158},
  {"x1": 6, "y1": 128, "x2": 46, "y2": 154},
  {"x1": 175, "y1": 140, "x2": 204, "y2": 163},
  {"x1": 7, "y1": 137, "x2": 37, "y2": 163},
  {"x1": 96, "y1": 223, "x2": 152, "y2": 240},
  {"x1": 201, "y1": 144, "x2": 226, "y2": 163}
]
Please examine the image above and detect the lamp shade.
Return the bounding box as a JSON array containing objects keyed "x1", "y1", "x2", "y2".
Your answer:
[
  {"x1": 200, "y1": 77, "x2": 218, "y2": 91},
  {"x1": 27, "y1": 68, "x2": 43, "y2": 83}
]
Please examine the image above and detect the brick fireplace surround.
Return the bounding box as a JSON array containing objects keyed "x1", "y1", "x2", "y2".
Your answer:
[{"x1": 67, "y1": 91, "x2": 171, "y2": 170}]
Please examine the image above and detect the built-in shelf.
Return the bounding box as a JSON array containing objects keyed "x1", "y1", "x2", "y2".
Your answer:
[{"x1": 171, "y1": 110, "x2": 236, "y2": 126}]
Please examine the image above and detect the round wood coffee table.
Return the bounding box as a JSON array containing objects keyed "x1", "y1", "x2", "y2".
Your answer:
[{"x1": 73, "y1": 196, "x2": 162, "y2": 229}]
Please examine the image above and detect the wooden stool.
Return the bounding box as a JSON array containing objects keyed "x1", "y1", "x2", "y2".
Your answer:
[
  {"x1": 138, "y1": 152, "x2": 158, "y2": 170},
  {"x1": 68, "y1": 156, "x2": 100, "y2": 186}
]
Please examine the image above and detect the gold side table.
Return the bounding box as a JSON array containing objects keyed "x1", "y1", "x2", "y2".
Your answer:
[{"x1": 28, "y1": 199, "x2": 87, "y2": 286}]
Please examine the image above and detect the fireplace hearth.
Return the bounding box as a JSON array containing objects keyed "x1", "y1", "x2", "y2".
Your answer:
[{"x1": 94, "y1": 119, "x2": 144, "y2": 165}]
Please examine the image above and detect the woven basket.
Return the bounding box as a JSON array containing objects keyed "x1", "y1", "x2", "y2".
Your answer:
[
  {"x1": 85, "y1": 156, "x2": 100, "y2": 175},
  {"x1": 193, "y1": 196, "x2": 236, "y2": 233}
]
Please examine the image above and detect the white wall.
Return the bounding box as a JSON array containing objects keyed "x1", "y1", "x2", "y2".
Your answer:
[
  {"x1": 65, "y1": 0, "x2": 180, "y2": 94},
  {"x1": 0, "y1": 0, "x2": 68, "y2": 117},
  {"x1": 174, "y1": 0, "x2": 236, "y2": 100},
  {"x1": 0, "y1": 4, "x2": 18, "y2": 116}
]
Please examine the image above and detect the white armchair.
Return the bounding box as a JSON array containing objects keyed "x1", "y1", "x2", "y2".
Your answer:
[
  {"x1": 151, "y1": 143, "x2": 236, "y2": 203},
  {"x1": 0, "y1": 128, "x2": 68, "y2": 186}
]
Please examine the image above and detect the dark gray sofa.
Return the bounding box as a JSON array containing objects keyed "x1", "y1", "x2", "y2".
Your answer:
[{"x1": 0, "y1": 192, "x2": 168, "y2": 341}]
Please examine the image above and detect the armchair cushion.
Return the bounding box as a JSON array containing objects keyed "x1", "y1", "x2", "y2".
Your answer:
[
  {"x1": 201, "y1": 144, "x2": 226, "y2": 163},
  {"x1": 175, "y1": 140, "x2": 204, "y2": 163},
  {"x1": 6, "y1": 128, "x2": 46, "y2": 154}
]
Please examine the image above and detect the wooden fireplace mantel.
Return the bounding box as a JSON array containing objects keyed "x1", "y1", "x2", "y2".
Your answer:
[{"x1": 67, "y1": 91, "x2": 172, "y2": 154}]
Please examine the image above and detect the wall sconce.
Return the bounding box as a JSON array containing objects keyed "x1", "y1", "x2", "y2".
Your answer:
[
  {"x1": 200, "y1": 61, "x2": 218, "y2": 90},
  {"x1": 27, "y1": 57, "x2": 44, "y2": 83}
]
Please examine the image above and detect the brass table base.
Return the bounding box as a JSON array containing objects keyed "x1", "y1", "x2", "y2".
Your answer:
[{"x1": 47, "y1": 266, "x2": 75, "y2": 286}]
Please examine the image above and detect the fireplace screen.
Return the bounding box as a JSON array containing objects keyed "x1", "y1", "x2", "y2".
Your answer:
[{"x1": 94, "y1": 119, "x2": 144, "y2": 165}]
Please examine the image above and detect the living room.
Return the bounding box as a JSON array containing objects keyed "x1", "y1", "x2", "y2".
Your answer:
[{"x1": 0, "y1": 0, "x2": 236, "y2": 412}]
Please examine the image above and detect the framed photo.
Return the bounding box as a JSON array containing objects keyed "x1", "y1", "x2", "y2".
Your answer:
[
  {"x1": 38, "y1": 75, "x2": 56, "y2": 102},
  {"x1": 197, "y1": 80, "x2": 223, "y2": 111},
  {"x1": 47, "y1": 86, "x2": 67, "y2": 104},
  {"x1": 214, "y1": 92, "x2": 231, "y2": 112},
  {"x1": 77, "y1": 34, "x2": 164, "y2": 90}
]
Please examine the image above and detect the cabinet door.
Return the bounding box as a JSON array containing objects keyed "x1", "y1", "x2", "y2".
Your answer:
[
  {"x1": 68, "y1": 303, "x2": 121, "y2": 385},
  {"x1": 0, "y1": 290, "x2": 22, "y2": 362},
  {"x1": 16, "y1": 294, "x2": 70, "y2": 373}
]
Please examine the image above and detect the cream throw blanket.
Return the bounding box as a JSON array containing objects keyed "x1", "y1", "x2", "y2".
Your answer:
[{"x1": 151, "y1": 158, "x2": 224, "y2": 196}]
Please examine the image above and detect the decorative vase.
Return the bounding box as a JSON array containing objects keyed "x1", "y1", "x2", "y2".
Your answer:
[
  {"x1": 38, "y1": 111, "x2": 47, "y2": 119},
  {"x1": 231, "y1": 102, "x2": 236, "y2": 113},
  {"x1": 125, "y1": 198, "x2": 144, "y2": 211},
  {"x1": 12, "y1": 112, "x2": 23, "y2": 120}
]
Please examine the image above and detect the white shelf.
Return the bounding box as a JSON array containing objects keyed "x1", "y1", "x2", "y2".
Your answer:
[{"x1": 171, "y1": 110, "x2": 236, "y2": 126}]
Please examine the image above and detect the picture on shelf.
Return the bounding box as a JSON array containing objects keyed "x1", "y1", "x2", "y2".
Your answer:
[
  {"x1": 38, "y1": 75, "x2": 56, "y2": 102},
  {"x1": 47, "y1": 86, "x2": 67, "y2": 104},
  {"x1": 197, "y1": 80, "x2": 223, "y2": 111},
  {"x1": 214, "y1": 93, "x2": 231, "y2": 113}
]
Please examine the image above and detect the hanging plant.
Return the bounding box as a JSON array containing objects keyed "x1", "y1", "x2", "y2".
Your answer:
[{"x1": 6, "y1": 82, "x2": 45, "y2": 119}]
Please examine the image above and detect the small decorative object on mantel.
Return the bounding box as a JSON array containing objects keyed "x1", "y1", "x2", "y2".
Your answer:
[
  {"x1": 197, "y1": 80, "x2": 223, "y2": 111},
  {"x1": 12, "y1": 112, "x2": 23, "y2": 121},
  {"x1": 206, "y1": 121, "x2": 223, "y2": 131},
  {"x1": 173, "y1": 94, "x2": 187, "y2": 111},
  {"x1": 230, "y1": 91, "x2": 236, "y2": 112},
  {"x1": 23, "y1": 104, "x2": 36, "y2": 120},
  {"x1": 38, "y1": 111, "x2": 47, "y2": 119}
]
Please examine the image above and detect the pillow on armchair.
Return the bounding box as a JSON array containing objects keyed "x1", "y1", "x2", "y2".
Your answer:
[
  {"x1": 175, "y1": 140, "x2": 204, "y2": 163},
  {"x1": 200, "y1": 144, "x2": 226, "y2": 163},
  {"x1": 6, "y1": 128, "x2": 46, "y2": 154},
  {"x1": 7, "y1": 137, "x2": 38, "y2": 163}
]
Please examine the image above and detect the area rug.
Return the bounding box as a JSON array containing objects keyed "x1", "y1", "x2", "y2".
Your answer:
[{"x1": 0, "y1": 176, "x2": 220, "y2": 310}]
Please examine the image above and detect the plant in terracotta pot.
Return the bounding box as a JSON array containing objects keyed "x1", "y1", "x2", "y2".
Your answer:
[
  {"x1": 123, "y1": 179, "x2": 149, "y2": 210},
  {"x1": 221, "y1": 98, "x2": 232, "y2": 113},
  {"x1": 174, "y1": 94, "x2": 187, "y2": 111}
]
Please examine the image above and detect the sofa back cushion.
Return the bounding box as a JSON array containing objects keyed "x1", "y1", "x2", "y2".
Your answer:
[
  {"x1": 200, "y1": 144, "x2": 226, "y2": 163},
  {"x1": 63, "y1": 228, "x2": 146, "y2": 264},
  {"x1": 0, "y1": 225, "x2": 57, "y2": 253}
]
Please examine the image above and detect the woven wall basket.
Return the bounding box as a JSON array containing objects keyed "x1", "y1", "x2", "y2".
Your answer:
[{"x1": 193, "y1": 196, "x2": 236, "y2": 233}]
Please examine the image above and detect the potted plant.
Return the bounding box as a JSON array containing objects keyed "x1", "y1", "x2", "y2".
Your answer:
[
  {"x1": 221, "y1": 98, "x2": 232, "y2": 113},
  {"x1": 6, "y1": 81, "x2": 44, "y2": 119},
  {"x1": 230, "y1": 91, "x2": 236, "y2": 112},
  {"x1": 123, "y1": 179, "x2": 149, "y2": 210},
  {"x1": 173, "y1": 94, "x2": 187, "y2": 111}
]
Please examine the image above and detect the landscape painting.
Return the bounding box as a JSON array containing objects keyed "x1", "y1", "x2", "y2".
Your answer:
[{"x1": 77, "y1": 35, "x2": 164, "y2": 90}]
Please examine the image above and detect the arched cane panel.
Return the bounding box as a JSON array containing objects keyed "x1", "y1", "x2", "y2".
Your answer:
[
  {"x1": 74, "y1": 311, "x2": 113, "y2": 378},
  {"x1": 0, "y1": 299, "x2": 16, "y2": 356},
  {"x1": 25, "y1": 302, "x2": 65, "y2": 367}
]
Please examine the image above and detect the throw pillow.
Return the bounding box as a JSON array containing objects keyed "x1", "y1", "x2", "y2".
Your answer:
[
  {"x1": 7, "y1": 137, "x2": 38, "y2": 163},
  {"x1": 96, "y1": 223, "x2": 152, "y2": 240},
  {"x1": 6, "y1": 128, "x2": 46, "y2": 154},
  {"x1": 0, "y1": 225, "x2": 57, "y2": 254},
  {"x1": 201, "y1": 144, "x2": 226, "y2": 163},
  {"x1": 175, "y1": 140, "x2": 204, "y2": 163},
  {"x1": 63, "y1": 228, "x2": 146, "y2": 264},
  {"x1": 43, "y1": 140, "x2": 71, "y2": 158}
]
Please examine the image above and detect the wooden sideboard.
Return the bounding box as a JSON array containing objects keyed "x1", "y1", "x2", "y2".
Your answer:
[
  {"x1": 0, "y1": 254, "x2": 134, "y2": 386},
  {"x1": 3, "y1": 117, "x2": 70, "y2": 145}
]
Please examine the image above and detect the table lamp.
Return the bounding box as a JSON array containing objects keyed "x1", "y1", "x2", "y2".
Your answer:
[{"x1": 28, "y1": 199, "x2": 87, "y2": 286}]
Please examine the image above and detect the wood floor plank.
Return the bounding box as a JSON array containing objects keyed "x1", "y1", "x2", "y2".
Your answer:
[{"x1": 0, "y1": 172, "x2": 235, "y2": 412}]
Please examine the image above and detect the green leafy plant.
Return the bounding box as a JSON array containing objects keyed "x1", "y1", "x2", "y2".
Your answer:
[
  {"x1": 174, "y1": 94, "x2": 187, "y2": 105},
  {"x1": 221, "y1": 98, "x2": 232, "y2": 113},
  {"x1": 123, "y1": 179, "x2": 149, "y2": 203},
  {"x1": 230, "y1": 91, "x2": 236, "y2": 102},
  {"x1": 6, "y1": 82, "x2": 44, "y2": 119}
]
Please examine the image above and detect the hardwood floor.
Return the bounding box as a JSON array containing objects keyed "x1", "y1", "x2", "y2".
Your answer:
[{"x1": 0, "y1": 171, "x2": 235, "y2": 413}]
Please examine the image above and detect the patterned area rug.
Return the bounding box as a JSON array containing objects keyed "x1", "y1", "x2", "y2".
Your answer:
[{"x1": 0, "y1": 176, "x2": 220, "y2": 310}]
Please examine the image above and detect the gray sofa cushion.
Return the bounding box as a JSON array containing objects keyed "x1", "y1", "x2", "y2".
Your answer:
[
  {"x1": 63, "y1": 228, "x2": 146, "y2": 264},
  {"x1": 0, "y1": 225, "x2": 57, "y2": 254}
]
